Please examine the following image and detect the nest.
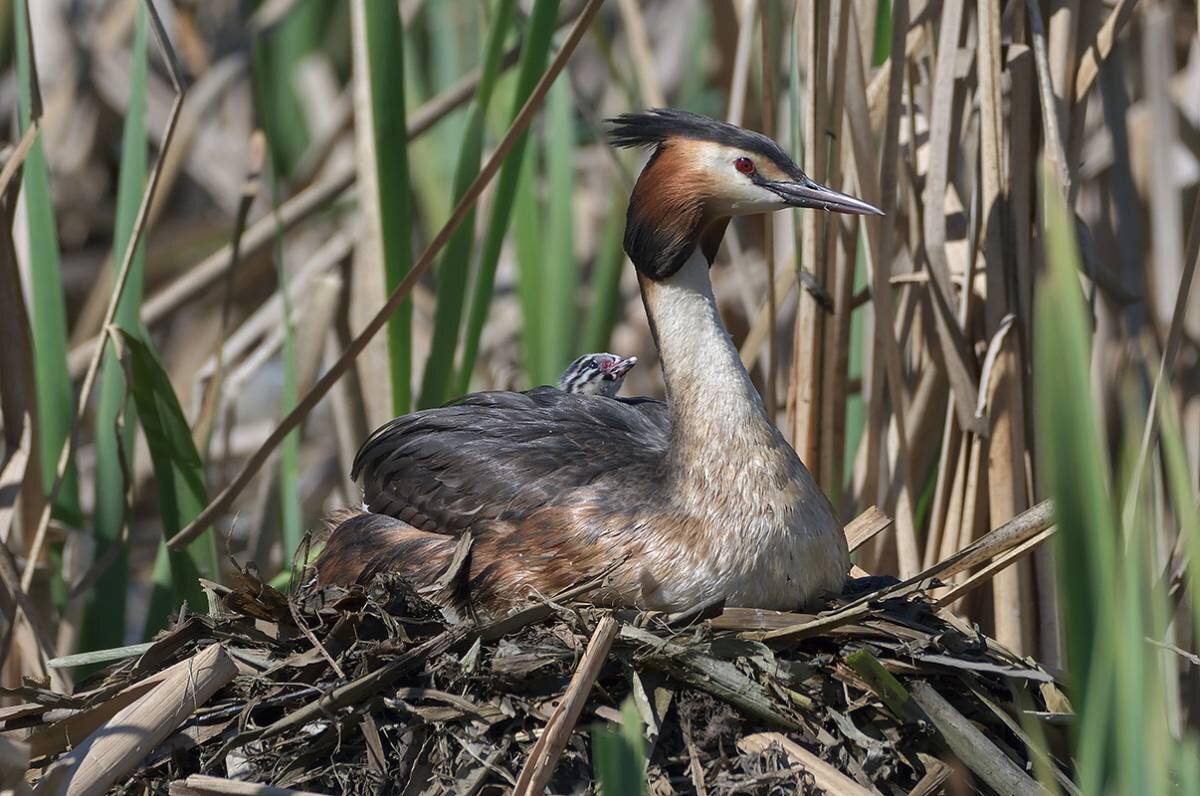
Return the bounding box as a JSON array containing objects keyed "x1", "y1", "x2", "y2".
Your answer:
[{"x1": 2, "y1": 554, "x2": 1073, "y2": 795}]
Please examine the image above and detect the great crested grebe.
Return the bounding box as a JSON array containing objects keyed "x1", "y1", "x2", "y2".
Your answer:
[
  {"x1": 317, "y1": 109, "x2": 881, "y2": 617},
  {"x1": 559, "y1": 353, "x2": 638, "y2": 397}
]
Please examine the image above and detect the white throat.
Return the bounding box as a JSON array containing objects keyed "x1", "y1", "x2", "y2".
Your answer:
[{"x1": 643, "y1": 249, "x2": 782, "y2": 468}]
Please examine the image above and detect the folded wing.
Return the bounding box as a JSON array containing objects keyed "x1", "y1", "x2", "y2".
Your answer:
[{"x1": 353, "y1": 387, "x2": 670, "y2": 533}]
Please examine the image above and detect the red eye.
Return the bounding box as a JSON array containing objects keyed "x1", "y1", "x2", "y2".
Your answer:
[{"x1": 734, "y1": 157, "x2": 755, "y2": 174}]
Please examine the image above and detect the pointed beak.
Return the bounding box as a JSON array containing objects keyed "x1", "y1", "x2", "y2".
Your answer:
[
  {"x1": 767, "y1": 176, "x2": 883, "y2": 216},
  {"x1": 607, "y1": 356, "x2": 638, "y2": 378}
]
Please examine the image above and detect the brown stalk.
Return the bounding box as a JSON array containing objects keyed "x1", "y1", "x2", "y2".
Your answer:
[
  {"x1": 919, "y1": 0, "x2": 986, "y2": 441},
  {"x1": 839, "y1": 0, "x2": 884, "y2": 511},
  {"x1": 909, "y1": 682, "x2": 1042, "y2": 795},
  {"x1": 1045, "y1": 0, "x2": 1080, "y2": 134},
  {"x1": 978, "y1": 0, "x2": 1033, "y2": 653},
  {"x1": 791, "y1": 0, "x2": 828, "y2": 462},
  {"x1": 34, "y1": 644, "x2": 237, "y2": 796},
  {"x1": 168, "y1": 0, "x2": 606, "y2": 550},
  {"x1": 726, "y1": 0, "x2": 757, "y2": 127},
  {"x1": 512, "y1": 616, "x2": 619, "y2": 794},
  {"x1": 617, "y1": 0, "x2": 666, "y2": 107},
  {"x1": 922, "y1": 412, "x2": 961, "y2": 569},
  {"x1": 1025, "y1": 0, "x2": 1072, "y2": 200},
  {"x1": 844, "y1": 505, "x2": 894, "y2": 553},
  {"x1": 0, "y1": 138, "x2": 56, "y2": 686},
  {"x1": 1072, "y1": 0, "x2": 1138, "y2": 104},
  {"x1": 737, "y1": 733, "x2": 873, "y2": 796},
  {"x1": 817, "y1": 0, "x2": 854, "y2": 499},
  {"x1": 169, "y1": 776, "x2": 328, "y2": 796},
  {"x1": 868, "y1": 0, "x2": 921, "y2": 577},
  {"x1": 760, "y1": 0, "x2": 777, "y2": 420},
  {"x1": 934, "y1": 526, "x2": 1056, "y2": 607}
]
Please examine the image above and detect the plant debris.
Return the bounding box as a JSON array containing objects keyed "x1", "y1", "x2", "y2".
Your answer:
[{"x1": 3, "y1": 558, "x2": 1073, "y2": 795}]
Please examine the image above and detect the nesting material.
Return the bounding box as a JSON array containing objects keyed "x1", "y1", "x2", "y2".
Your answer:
[{"x1": 5, "y1": 561, "x2": 1071, "y2": 794}]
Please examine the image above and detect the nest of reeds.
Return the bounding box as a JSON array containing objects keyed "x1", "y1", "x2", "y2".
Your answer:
[{"x1": 7, "y1": 536, "x2": 1072, "y2": 795}]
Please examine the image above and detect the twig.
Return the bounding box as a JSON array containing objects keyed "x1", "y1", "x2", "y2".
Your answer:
[
  {"x1": 765, "y1": 500, "x2": 1056, "y2": 642},
  {"x1": 844, "y1": 506, "x2": 893, "y2": 553},
  {"x1": 737, "y1": 732, "x2": 873, "y2": 796},
  {"x1": 168, "y1": 0, "x2": 607, "y2": 550},
  {"x1": 513, "y1": 616, "x2": 619, "y2": 794},
  {"x1": 934, "y1": 526, "x2": 1056, "y2": 606},
  {"x1": 1072, "y1": 0, "x2": 1138, "y2": 103},
  {"x1": 909, "y1": 682, "x2": 1044, "y2": 796},
  {"x1": 169, "y1": 776, "x2": 327, "y2": 796}
]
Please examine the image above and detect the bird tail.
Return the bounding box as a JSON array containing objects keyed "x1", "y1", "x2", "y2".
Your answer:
[{"x1": 315, "y1": 510, "x2": 459, "y2": 594}]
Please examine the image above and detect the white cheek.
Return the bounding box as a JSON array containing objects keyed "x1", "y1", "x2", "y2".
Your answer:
[{"x1": 711, "y1": 183, "x2": 785, "y2": 215}]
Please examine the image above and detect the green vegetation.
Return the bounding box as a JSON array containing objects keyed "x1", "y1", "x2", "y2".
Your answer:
[{"x1": 2, "y1": 1, "x2": 1198, "y2": 792}]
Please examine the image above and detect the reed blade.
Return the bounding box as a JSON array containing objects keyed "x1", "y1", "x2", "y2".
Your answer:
[{"x1": 82, "y1": 4, "x2": 151, "y2": 651}]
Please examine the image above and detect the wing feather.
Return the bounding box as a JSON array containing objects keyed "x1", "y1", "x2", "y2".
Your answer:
[{"x1": 353, "y1": 388, "x2": 670, "y2": 532}]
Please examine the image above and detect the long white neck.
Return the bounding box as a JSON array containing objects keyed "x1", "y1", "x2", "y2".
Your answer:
[{"x1": 640, "y1": 248, "x2": 788, "y2": 478}]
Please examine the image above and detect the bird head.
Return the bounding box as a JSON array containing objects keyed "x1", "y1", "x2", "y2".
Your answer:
[
  {"x1": 607, "y1": 108, "x2": 882, "y2": 279},
  {"x1": 558, "y1": 353, "x2": 639, "y2": 397}
]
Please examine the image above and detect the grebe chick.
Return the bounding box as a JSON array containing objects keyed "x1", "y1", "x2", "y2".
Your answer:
[
  {"x1": 317, "y1": 109, "x2": 881, "y2": 618},
  {"x1": 559, "y1": 353, "x2": 638, "y2": 397}
]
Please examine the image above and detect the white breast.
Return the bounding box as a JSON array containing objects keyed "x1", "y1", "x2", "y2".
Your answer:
[{"x1": 634, "y1": 250, "x2": 850, "y2": 611}]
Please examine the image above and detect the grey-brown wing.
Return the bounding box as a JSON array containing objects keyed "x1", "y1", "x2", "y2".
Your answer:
[{"x1": 352, "y1": 388, "x2": 670, "y2": 533}]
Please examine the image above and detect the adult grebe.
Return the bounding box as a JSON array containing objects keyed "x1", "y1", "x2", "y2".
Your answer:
[{"x1": 317, "y1": 109, "x2": 881, "y2": 617}]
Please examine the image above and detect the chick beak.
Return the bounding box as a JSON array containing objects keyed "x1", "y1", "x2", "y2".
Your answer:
[
  {"x1": 607, "y1": 356, "x2": 638, "y2": 379},
  {"x1": 767, "y1": 176, "x2": 883, "y2": 216}
]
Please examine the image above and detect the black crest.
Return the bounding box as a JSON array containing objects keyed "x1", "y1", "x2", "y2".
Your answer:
[{"x1": 606, "y1": 108, "x2": 802, "y2": 178}]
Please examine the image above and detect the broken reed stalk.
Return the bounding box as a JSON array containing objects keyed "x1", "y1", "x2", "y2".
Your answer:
[
  {"x1": 891, "y1": 499, "x2": 1055, "y2": 593},
  {"x1": 737, "y1": 732, "x2": 874, "y2": 796},
  {"x1": 909, "y1": 682, "x2": 1042, "y2": 796},
  {"x1": 513, "y1": 616, "x2": 619, "y2": 795},
  {"x1": 763, "y1": 500, "x2": 1056, "y2": 646},
  {"x1": 167, "y1": 0, "x2": 606, "y2": 550},
  {"x1": 934, "y1": 526, "x2": 1056, "y2": 607},
  {"x1": 31, "y1": 648, "x2": 219, "y2": 760},
  {"x1": 844, "y1": 505, "x2": 893, "y2": 552},
  {"x1": 1072, "y1": 0, "x2": 1137, "y2": 104},
  {"x1": 168, "y1": 776, "x2": 327, "y2": 796},
  {"x1": 35, "y1": 644, "x2": 237, "y2": 796}
]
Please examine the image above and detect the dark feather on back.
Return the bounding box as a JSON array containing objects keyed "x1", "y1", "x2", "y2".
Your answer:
[{"x1": 352, "y1": 387, "x2": 671, "y2": 534}]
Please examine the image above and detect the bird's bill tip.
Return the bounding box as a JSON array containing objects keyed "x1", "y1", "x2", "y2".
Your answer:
[
  {"x1": 770, "y1": 178, "x2": 884, "y2": 216},
  {"x1": 610, "y1": 356, "x2": 638, "y2": 377}
]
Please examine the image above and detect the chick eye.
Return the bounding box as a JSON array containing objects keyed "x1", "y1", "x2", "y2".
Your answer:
[{"x1": 734, "y1": 157, "x2": 755, "y2": 175}]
